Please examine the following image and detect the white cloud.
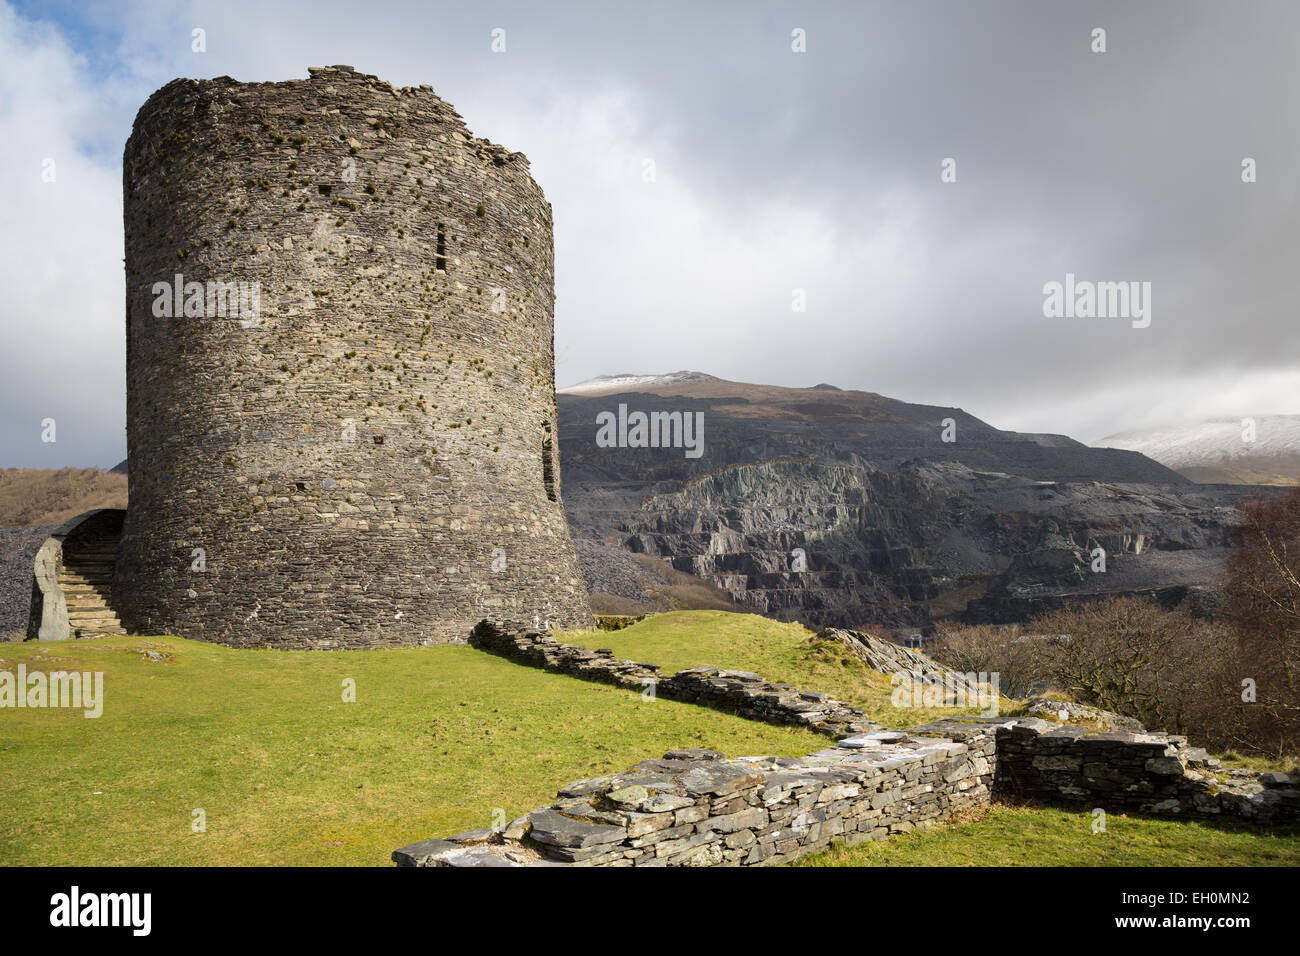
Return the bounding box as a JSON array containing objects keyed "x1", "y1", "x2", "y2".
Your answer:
[
  {"x1": 1, "y1": 0, "x2": 1298, "y2": 466},
  {"x1": 0, "y1": 3, "x2": 125, "y2": 467}
]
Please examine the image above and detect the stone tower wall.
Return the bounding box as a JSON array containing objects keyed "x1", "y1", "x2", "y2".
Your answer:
[{"x1": 115, "y1": 66, "x2": 591, "y2": 648}]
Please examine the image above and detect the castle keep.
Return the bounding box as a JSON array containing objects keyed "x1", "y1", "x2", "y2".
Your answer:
[{"x1": 113, "y1": 66, "x2": 592, "y2": 648}]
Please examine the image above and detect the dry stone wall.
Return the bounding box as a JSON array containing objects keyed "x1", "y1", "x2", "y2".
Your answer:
[
  {"x1": 995, "y1": 718, "x2": 1299, "y2": 823},
  {"x1": 469, "y1": 618, "x2": 885, "y2": 737},
  {"x1": 394, "y1": 733, "x2": 996, "y2": 867},
  {"x1": 401, "y1": 620, "x2": 1298, "y2": 866},
  {"x1": 116, "y1": 67, "x2": 590, "y2": 647}
]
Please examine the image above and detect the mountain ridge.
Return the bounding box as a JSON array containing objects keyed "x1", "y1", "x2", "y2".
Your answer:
[
  {"x1": 1096, "y1": 415, "x2": 1300, "y2": 485},
  {"x1": 558, "y1": 373, "x2": 1266, "y2": 634}
]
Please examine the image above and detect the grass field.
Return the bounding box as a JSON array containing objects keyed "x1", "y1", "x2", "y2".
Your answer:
[
  {"x1": 0, "y1": 631, "x2": 823, "y2": 866},
  {"x1": 4, "y1": 610, "x2": 1295, "y2": 867},
  {"x1": 795, "y1": 802, "x2": 1300, "y2": 866},
  {"x1": 562, "y1": 609, "x2": 993, "y2": 725}
]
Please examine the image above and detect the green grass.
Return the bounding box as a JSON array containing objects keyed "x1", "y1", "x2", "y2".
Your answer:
[
  {"x1": 561, "y1": 609, "x2": 991, "y2": 726},
  {"x1": 796, "y1": 802, "x2": 1300, "y2": 866},
  {"x1": 5, "y1": 611, "x2": 1293, "y2": 869},
  {"x1": 1215, "y1": 751, "x2": 1299, "y2": 774},
  {"x1": 563, "y1": 611, "x2": 1300, "y2": 866},
  {"x1": 0, "y1": 633, "x2": 823, "y2": 866}
]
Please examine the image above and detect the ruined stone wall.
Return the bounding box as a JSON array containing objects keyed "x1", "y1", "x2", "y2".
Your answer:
[
  {"x1": 116, "y1": 67, "x2": 591, "y2": 647},
  {"x1": 468, "y1": 618, "x2": 885, "y2": 737},
  {"x1": 995, "y1": 718, "x2": 1299, "y2": 823},
  {"x1": 395, "y1": 734, "x2": 996, "y2": 867},
  {"x1": 397, "y1": 621, "x2": 1297, "y2": 865}
]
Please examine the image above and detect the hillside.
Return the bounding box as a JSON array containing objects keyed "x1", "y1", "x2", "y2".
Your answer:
[
  {"x1": 0, "y1": 467, "x2": 127, "y2": 527},
  {"x1": 1097, "y1": 416, "x2": 1300, "y2": 485},
  {"x1": 557, "y1": 373, "x2": 1260, "y2": 635},
  {"x1": 0, "y1": 379, "x2": 1278, "y2": 638},
  {"x1": 560, "y1": 373, "x2": 1186, "y2": 483}
]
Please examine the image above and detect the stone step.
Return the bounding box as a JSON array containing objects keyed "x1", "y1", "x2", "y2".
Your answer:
[
  {"x1": 51, "y1": 521, "x2": 126, "y2": 637},
  {"x1": 60, "y1": 583, "x2": 114, "y2": 593},
  {"x1": 69, "y1": 614, "x2": 122, "y2": 626},
  {"x1": 59, "y1": 584, "x2": 112, "y2": 596},
  {"x1": 59, "y1": 573, "x2": 113, "y2": 585},
  {"x1": 65, "y1": 596, "x2": 113, "y2": 607},
  {"x1": 68, "y1": 604, "x2": 118, "y2": 616}
]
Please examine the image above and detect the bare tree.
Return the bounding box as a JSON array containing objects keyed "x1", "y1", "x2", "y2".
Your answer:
[
  {"x1": 1225, "y1": 487, "x2": 1300, "y2": 757},
  {"x1": 930, "y1": 623, "x2": 1051, "y2": 699},
  {"x1": 1028, "y1": 598, "x2": 1209, "y2": 734}
]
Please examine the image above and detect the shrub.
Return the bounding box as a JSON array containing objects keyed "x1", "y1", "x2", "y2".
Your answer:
[{"x1": 1225, "y1": 486, "x2": 1300, "y2": 756}]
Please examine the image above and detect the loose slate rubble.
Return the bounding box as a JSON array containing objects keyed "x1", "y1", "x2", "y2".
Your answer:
[
  {"x1": 395, "y1": 620, "x2": 1299, "y2": 867},
  {"x1": 818, "y1": 627, "x2": 984, "y2": 698},
  {"x1": 1023, "y1": 697, "x2": 1146, "y2": 732}
]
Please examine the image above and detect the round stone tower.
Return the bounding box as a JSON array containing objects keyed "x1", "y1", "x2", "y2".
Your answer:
[{"x1": 115, "y1": 66, "x2": 592, "y2": 648}]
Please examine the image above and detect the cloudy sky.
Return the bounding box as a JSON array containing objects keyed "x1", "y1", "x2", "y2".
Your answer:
[{"x1": 3, "y1": 0, "x2": 1299, "y2": 468}]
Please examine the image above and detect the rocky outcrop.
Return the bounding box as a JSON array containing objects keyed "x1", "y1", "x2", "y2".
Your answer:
[
  {"x1": 616, "y1": 459, "x2": 963, "y2": 632},
  {"x1": 1023, "y1": 698, "x2": 1146, "y2": 733},
  {"x1": 557, "y1": 378, "x2": 1266, "y2": 633},
  {"x1": 582, "y1": 456, "x2": 1244, "y2": 634},
  {"x1": 819, "y1": 626, "x2": 982, "y2": 696}
]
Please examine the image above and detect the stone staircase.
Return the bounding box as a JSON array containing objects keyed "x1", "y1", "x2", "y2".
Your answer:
[{"x1": 58, "y1": 524, "x2": 125, "y2": 638}]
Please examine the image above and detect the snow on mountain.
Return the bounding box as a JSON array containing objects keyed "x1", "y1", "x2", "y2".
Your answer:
[
  {"x1": 558, "y1": 371, "x2": 720, "y2": 396},
  {"x1": 1095, "y1": 415, "x2": 1300, "y2": 483}
]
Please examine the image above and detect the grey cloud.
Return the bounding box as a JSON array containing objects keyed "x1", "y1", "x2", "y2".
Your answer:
[{"x1": 2, "y1": 0, "x2": 1297, "y2": 465}]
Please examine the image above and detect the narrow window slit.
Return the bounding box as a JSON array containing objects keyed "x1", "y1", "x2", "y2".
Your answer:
[{"x1": 542, "y1": 423, "x2": 557, "y2": 501}]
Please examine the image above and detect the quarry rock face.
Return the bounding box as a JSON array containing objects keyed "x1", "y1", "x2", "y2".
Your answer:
[
  {"x1": 597, "y1": 456, "x2": 1242, "y2": 632},
  {"x1": 115, "y1": 67, "x2": 591, "y2": 647},
  {"x1": 557, "y1": 380, "x2": 1256, "y2": 633}
]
